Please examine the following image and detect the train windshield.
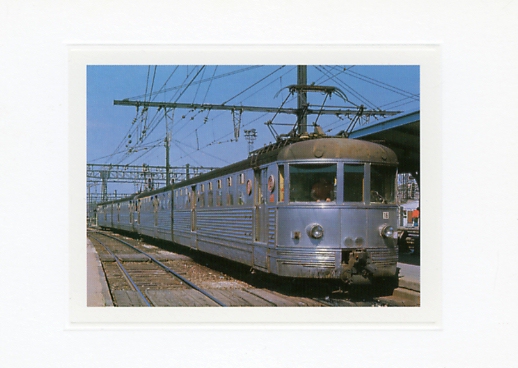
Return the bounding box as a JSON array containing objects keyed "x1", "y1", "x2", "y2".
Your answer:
[
  {"x1": 370, "y1": 165, "x2": 397, "y2": 204},
  {"x1": 289, "y1": 164, "x2": 337, "y2": 202},
  {"x1": 344, "y1": 164, "x2": 364, "y2": 202}
]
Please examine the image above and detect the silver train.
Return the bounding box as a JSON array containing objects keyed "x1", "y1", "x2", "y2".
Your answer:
[{"x1": 96, "y1": 135, "x2": 399, "y2": 287}]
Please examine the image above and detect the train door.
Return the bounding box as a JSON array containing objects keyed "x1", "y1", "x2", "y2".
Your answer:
[
  {"x1": 109, "y1": 204, "x2": 114, "y2": 228},
  {"x1": 171, "y1": 191, "x2": 176, "y2": 244},
  {"x1": 253, "y1": 168, "x2": 269, "y2": 271},
  {"x1": 254, "y1": 168, "x2": 268, "y2": 243},
  {"x1": 135, "y1": 199, "x2": 141, "y2": 234},
  {"x1": 190, "y1": 185, "x2": 198, "y2": 249}
]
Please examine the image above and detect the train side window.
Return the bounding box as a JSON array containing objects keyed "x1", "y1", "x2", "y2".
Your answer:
[
  {"x1": 237, "y1": 173, "x2": 247, "y2": 205},
  {"x1": 289, "y1": 164, "x2": 336, "y2": 203},
  {"x1": 227, "y1": 178, "x2": 234, "y2": 206},
  {"x1": 208, "y1": 182, "x2": 213, "y2": 207},
  {"x1": 216, "y1": 180, "x2": 222, "y2": 206},
  {"x1": 198, "y1": 187, "x2": 205, "y2": 207},
  {"x1": 370, "y1": 165, "x2": 397, "y2": 204},
  {"x1": 344, "y1": 164, "x2": 364, "y2": 202},
  {"x1": 185, "y1": 189, "x2": 191, "y2": 209},
  {"x1": 278, "y1": 165, "x2": 285, "y2": 202}
]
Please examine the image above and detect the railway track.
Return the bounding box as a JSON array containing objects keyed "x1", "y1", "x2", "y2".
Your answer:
[
  {"x1": 88, "y1": 229, "x2": 412, "y2": 307},
  {"x1": 89, "y1": 230, "x2": 231, "y2": 306}
]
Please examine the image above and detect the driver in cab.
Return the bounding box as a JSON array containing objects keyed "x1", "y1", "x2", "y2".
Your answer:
[{"x1": 311, "y1": 177, "x2": 334, "y2": 202}]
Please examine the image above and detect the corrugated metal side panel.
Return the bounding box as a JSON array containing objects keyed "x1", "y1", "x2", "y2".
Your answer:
[
  {"x1": 157, "y1": 210, "x2": 171, "y2": 234},
  {"x1": 118, "y1": 207, "x2": 130, "y2": 221},
  {"x1": 117, "y1": 211, "x2": 132, "y2": 231},
  {"x1": 195, "y1": 208, "x2": 254, "y2": 266},
  {"x1": 138, "y1": 211, "x2": 153, "y2": 235},
  {"x1": 197, "y1": 208, "x2": 253, "y2": 242},
  {"x1": 97, "y1": 211, "x2": 107, "y2": 227},
  {"x1": 173, "y1": 211, "x2": 191, "y2": 240},
  {"x1": 275, "y1": 248, "x2": 336, "y2": 268}
]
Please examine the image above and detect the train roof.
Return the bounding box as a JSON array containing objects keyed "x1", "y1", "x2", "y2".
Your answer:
[
  {"x1": 96, "y1": 193, "x2": 138, "y2": 206},
  {"x1": 95, "y1": 135, "x2": 399, "y2": 208},
  {"x1": 134, "y1": 185, "x2": 171, "y2": 200},
  {"x1": 277, "y1": 137, "x2": 398, "y2": 163},
  {"x1": 95, "y1": 136, "x2": 399, "y2": 204},
  {"x1": 175, "y1": 136, "x2": 397, "y2": 188},
  {"x1": 95, "y1": 185, "x2": 171, "y2": 206}
]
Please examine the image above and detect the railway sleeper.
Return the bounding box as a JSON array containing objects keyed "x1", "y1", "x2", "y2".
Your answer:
[{"x1": 99, "y1": 253, "x2": 151, "y2": 262}]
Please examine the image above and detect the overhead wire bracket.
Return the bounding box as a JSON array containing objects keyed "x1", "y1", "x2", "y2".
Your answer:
[{"x1": 231, "y1": 108, "x2": 243, "y2": 141}]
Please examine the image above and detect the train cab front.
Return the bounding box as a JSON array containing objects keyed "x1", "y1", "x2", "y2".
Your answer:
[{"x1": 275, "y1": 154, "x2": 399, "y2": 287}]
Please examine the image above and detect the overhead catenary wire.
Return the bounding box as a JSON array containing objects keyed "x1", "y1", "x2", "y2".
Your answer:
[
  {"x1": 316, "y1": 66, "x2": 377, "y2": 109},
  {"x1": 130, "y1": 66, "x2": 207, "y2": 155},
  {"x1": 174, "y1": 66, "x2": 296, "y2": 143},
  {"x1": 202, "y1": 66, "x2": 218, "y2": 104},
  {"x1": 337, "y1": 66, "x2": 420, "y2": 100},
  {"x1": 96, "y1": 96, "x2": 151, "y2": 165},
  {"x1": 97, "y1": 66, "x2": 165, "y2": 165},
  {"x1": 138, "y1": 67, "x2": 198, "y2": 139},
  {"x1": 122, "y1": 66, "x2": 294, "y2": 162},
  {"x1": 126, "y1": 65, "x2": 263, "y2": 101},
  {"x1": 221, "y1": 66, "x2": 285, "y2": 105},
  {"x1": 111, "y1": 67, "x2": 298, "y2": 166},
  {"x1": 123, "y1": 139, "x2": 165, "y2": 166},
  {"x1": 101, "y1": 65, "x2": 418, "y2": 172},
  {"x1": 324, "y1": 65, "x2": 419, "y2": 111},
  {"x1": 380, "y1": 99, "x2": 420, "y2": 110},
  {"x1": 124, "y1": 66, "x2": 220, "y2": 167},
  {"x1": 95, "y1": 66, "x2": 260, "y2": 176},
  {"x1": 171, "y1": 108, "x2": 277, "y2": 165},
  {"x1": 172, "y1": 139, "x2": 231, "y2": 165},
  {"x1": 192, "y1": 66, "x2": 207, "y2": 103}
]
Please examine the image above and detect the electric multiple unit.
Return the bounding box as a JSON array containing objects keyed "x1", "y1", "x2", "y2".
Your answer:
[{"x1": 96, "y1": 136, "x2": 399, "y2": 288}]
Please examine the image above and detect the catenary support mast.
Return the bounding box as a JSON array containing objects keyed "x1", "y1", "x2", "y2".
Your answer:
[{"x1": 297, "y1": 65, "x2": 308, "y2": 134}]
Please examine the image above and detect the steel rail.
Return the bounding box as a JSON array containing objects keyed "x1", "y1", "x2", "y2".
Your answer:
[
  {"x1": 91, "y1": 231, "x2": 228, "y2": 307},
  {"x1": 89, "y1": 234, "x2": 152, "y2": 307}
]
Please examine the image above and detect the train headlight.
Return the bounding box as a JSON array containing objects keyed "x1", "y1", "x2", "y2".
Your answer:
[
  {"x1": 380, "y1": 225, "x2": 394, "y2": 238},
  {"x1": 307, "y1": 224, "x2": 324, "y2": 239}
]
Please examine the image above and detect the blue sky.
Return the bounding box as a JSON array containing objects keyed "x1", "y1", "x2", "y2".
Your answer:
[{"x1": 87, "y1": 65, "x2": 419, "y2": 194}]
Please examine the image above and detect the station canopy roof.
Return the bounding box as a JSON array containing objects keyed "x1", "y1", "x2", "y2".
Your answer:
[{"x1": 349, "y1": 110, "x2": 420, "y2": 177}]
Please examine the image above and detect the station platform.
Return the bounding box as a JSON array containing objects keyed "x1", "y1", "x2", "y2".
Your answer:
[
  {"x1": 87, "y1": 239, "x2": 113, "y2": 307},
  {"x1": 386, "y1": 259, "x2": 420, "y2": 306},
  {"x1": 398, "y1": 262, "x2": 420, "y2": 291}
]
